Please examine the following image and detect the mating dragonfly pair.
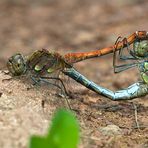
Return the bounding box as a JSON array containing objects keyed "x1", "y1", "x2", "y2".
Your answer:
[{"x1": 7, "y1": 31, "x2": 148, "y2": 101}]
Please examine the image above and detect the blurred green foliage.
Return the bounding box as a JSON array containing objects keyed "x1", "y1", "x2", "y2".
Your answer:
[{"x1": 29, "y1": 109, "x2": 80, "y2": 148}]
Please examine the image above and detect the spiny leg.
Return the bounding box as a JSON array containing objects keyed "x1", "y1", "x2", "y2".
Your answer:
[
  {"x1": 30, "y1": 76, "x2": 41, "y2": 86},
  {"x1": 63, "y1": 68, "x2": 148, "y2": 101},
  {"x1": 30, "y1": 76, "x2": 66, "y2": 94},
  {"x1": 113, "y1": 37, "x2": 138, "y2": 73},
  {"x1": 119, "y1": 37, "x2": 137, "y2": 60},
  {"x1": 39, "y1": 76, "x2": 71, "y2": 109},
  {"x1": 31, "y1": 77, "x2": 71, "y2": 109},
  {"x1": 40, "y1": 76, "x2": 69, "y2": 95},
  {"x1": 113, "y1": 36, "x2": 125, "y2": 73},
  {"x1": 113, "y1": 63, "x2": 138, "y2": 73},
  {"x1": 30, "y1": 76, "x2": 71, "y2": 109}
]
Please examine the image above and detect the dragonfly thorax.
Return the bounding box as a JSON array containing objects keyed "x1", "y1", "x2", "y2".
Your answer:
[
  {"x1": 26, "y1": 49, "x2": 69, "y2": 76},
  {"x1": 139, "y1": 61, "x2": 148, "y2": 84},
  {"x1": 133, "y1": 40, "x2": 148, "y2": 58}
]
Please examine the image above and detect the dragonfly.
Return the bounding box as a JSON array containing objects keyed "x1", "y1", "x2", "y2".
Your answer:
[{"x1": 7, "y1": 31, "x2": 148, "y2": 101}]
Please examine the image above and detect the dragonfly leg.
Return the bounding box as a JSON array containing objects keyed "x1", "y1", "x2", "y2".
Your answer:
[
  {"x1": 31, "y1": 77, "x2": 67, "y2": 95},
  {"x1": 63, "y1": 68, "x2": 148, "y2": 101},
  {"x1": 39, "y1": 76, "x2": 71, "y2": 110},
  {"x1": 30, "y1": 76, "x2": 41, "y2": 86},
  {"x1": 40, "y1": 76, "x2": 69, "y2": 96},
  {"x1": 118, "y1": 37, "x2": 137, "y2": 60},
  {"x1": 113, "y1": 63, "x2": 138, "y2": 73},
  {"x1": 113, "y1": 37, "x2": 138, "y2": 73},
  {"x1": 30, "y1": 76, "x2": 65, "y2": 94}
]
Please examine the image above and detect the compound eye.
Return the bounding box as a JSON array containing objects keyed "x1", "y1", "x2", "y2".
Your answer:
[{"x1": 7, "y1": 54, "x2": 26, "y2": 76}]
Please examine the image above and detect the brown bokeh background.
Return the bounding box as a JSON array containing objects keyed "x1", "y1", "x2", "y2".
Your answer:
[
  {"x1": 0, "y1": 0, "x2": 148, "y2": 68},
  {"x1": 0, "y1": 0, "x2": 148, "y2": 148}
]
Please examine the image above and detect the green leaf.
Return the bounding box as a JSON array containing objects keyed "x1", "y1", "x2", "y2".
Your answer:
[
  {"x1": 47, "y1": 109, "x2": 79, "y2": 148},
  {"x1": 29, "y1": 136, "x2": 48, "y2": 148},
  {"x1": 29, "y1": 109, "x2": 80, "y2": 148}
]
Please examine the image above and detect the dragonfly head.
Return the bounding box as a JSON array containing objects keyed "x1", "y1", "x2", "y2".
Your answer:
[
  {"x1": 7, "y1": 53, "x2": 27, "y2": 76},
  {"x1": 133, "y1": 40, "x2": 148, "y2": 58}
]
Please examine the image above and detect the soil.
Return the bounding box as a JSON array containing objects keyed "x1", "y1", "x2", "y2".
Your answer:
[{"x1": 0, "y1": 0, "x2": 148, "y2": 148}]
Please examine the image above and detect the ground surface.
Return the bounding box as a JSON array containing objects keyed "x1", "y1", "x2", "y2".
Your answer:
[{"x1": 0, "y1": 0, "x2": 148, "y2": 148}]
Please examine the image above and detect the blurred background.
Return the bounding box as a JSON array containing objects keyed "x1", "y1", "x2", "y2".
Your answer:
[{"x1": 0, "y1": 0, "x2": 147, "y2": 69}]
